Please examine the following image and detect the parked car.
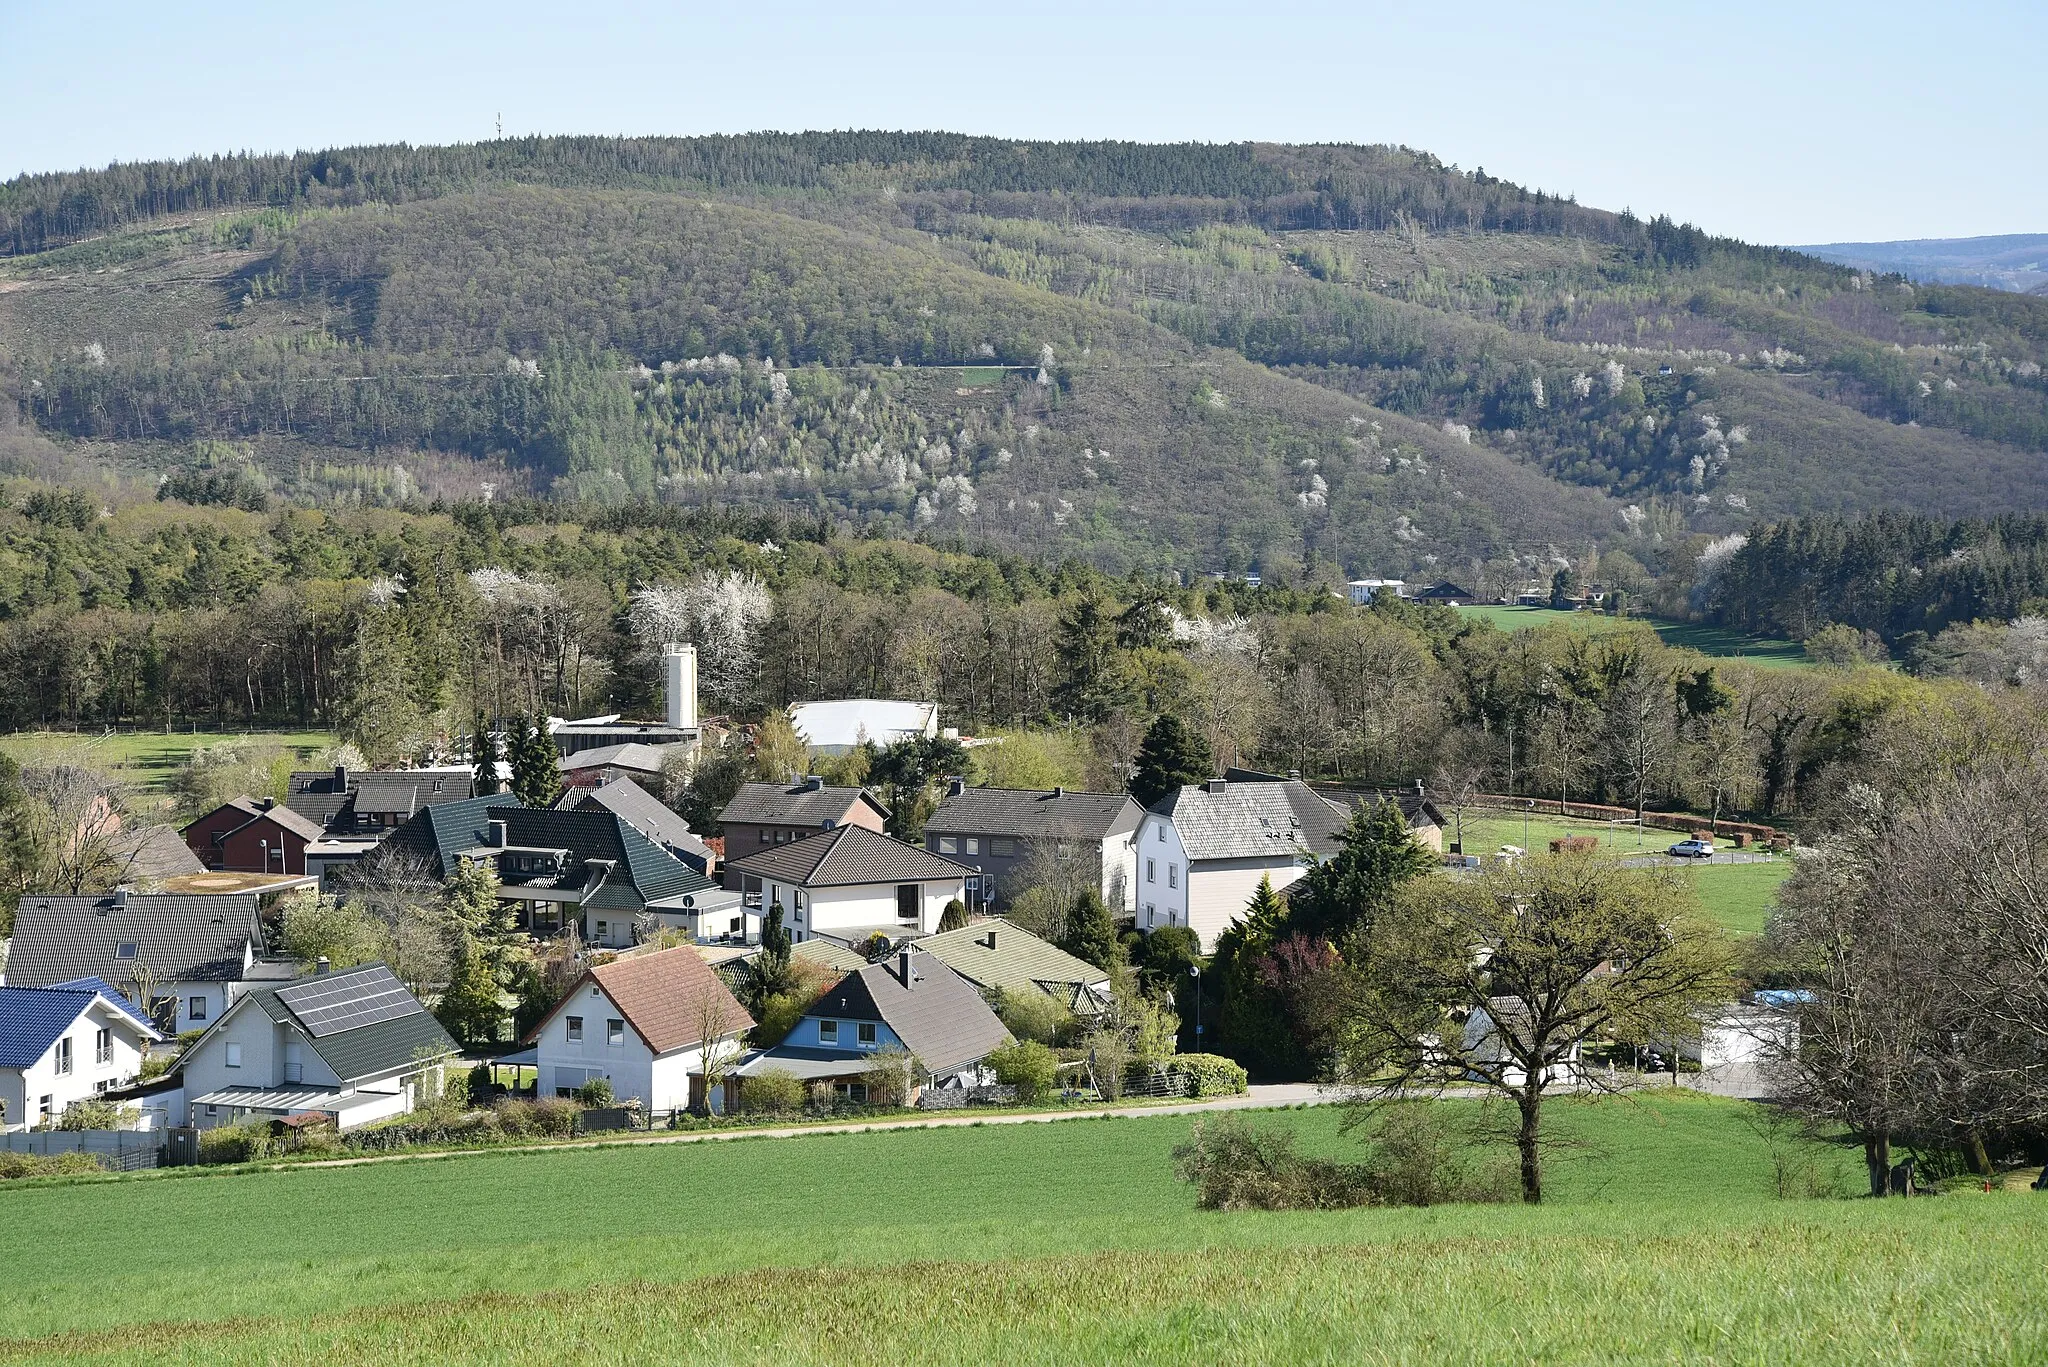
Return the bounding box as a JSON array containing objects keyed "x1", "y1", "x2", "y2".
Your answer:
[{"x1": 1667, "y1": 838, "x2": 1714, "y2": 859}]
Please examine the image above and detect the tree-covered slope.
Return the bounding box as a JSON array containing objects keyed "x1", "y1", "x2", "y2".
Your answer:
[{"x1": 2, "y1": 132, "x2": 2045, "y2": 578}]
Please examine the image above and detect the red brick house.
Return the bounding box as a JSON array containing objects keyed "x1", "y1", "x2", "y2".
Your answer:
[{"x1": 181, "y1": 797, "x2": 325, "y2": 875}]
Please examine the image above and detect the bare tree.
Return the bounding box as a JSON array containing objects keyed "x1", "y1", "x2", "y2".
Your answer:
[
  {"x1": 331, "y1": 847, "x2": 454, "y2": 991},
  {"x1": 1428, "y1": 728, "x2": 1494, "y2": 854},
  {"x1": 6, "y1": 756, "x2": 130, "y2": 896}
]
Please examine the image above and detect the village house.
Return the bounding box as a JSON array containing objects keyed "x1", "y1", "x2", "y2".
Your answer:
[
  {"x1": 724, "y1": 825, "x2": 974, "y2": 944},
  {"x1": 181, "y1": 797, "x2": 326, "y2": 876},
  {"x1": 557, "y1": 776, "x2": 717, "y2": 877},
  {"x1": 0, "y1": 978, "x2": 162, "y2": 1131},
  {"x1": 922, "y1": 782, "x2": 1143, "y2": 913},
  {"x1": 285, "y1": 765, "x2": 478, "y2": 836},
  {"x1": 380, "y1": 795, "x2": 745, "y2": 949},
  {"x1": 732, "y1": 947, "x2": 1010, "y2": 1101},
  {"x1": 911, "y1": 920, "x2": 1111, "y2": 1017},
  {"x1": 178, "y1": 962, "x2": 458, "y2": 1130},
  {"x1": 4, "y1": 891, "x2": 290, "y2": 1034},
  {"x1": 718, "y1": 778, "x2": 889, "y2": 893},
  {"x1": 521, "y1": 945, "x2": 753, "y2": 1112},
  {"x1": 1412, "y1": 581, "x2": 1476, "y2": 606}
]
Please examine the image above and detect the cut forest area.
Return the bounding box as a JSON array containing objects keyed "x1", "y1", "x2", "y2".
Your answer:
[{"x1": 2, "y1": 1094, "x2": 2036, "y2": 1365}]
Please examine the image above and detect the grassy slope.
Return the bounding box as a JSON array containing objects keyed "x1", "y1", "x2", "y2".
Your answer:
[
  {"x1": 0, "y1": 730, "x2": 335, "y2": 794},
  {"x1": 1455, "y1": 605, "x2": 1810, "y2": 669},
  {"x1": 0, "y1": 1097, "x2": 2038, "y2": 1363}
]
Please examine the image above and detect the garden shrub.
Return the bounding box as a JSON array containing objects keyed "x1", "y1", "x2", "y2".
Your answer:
[
  {"x1": 573, "y1": 1077, "x2": 614, "y2": 1108},
  {"x1": 497, "y1": 1097, "x2": 580, "y2": 1138},
  {"x1": 1167, "y1": 1053, "x2": 1249, "y2": 1097},
  {"x1": 1358, "y1": 1104, "x2": 1515, "y2": 1207},
  {"x1": 56, "y1": 1097, "x2": 140, "y2": 1130},
  {"x1": 739, "y1": 1068, "x2": 806, "y2": 1115},
  {"x1": 988, "y1": 1040, "x2": 1059, "y2": 1102},
  {"x1": 198, "y1": 1121, "x2": 280, "y2": 1165},
  {"x1": 1171, "y1": 1115, "x2": 1375, "y2": 1211},
  {"x1": 0, "y1": 1150, "x2": 103, "y2": 1180},
  {"x1": 994, "y1": 988, "x2": 1072, "y2": 1046}
]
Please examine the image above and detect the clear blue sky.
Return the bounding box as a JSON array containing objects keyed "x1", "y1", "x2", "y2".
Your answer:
[{"x1": 4, "y1": 0, "x2": 2041, "y2": 245}]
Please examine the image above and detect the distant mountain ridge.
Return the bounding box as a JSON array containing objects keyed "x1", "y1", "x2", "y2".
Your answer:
[{"x1": 1796, "y1": 234, "x2": 2048, "y2": 293}]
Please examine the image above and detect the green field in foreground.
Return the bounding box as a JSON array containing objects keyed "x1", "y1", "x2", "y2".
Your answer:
[
  {"x1": 0, "y1": 729, "x2": 337, "y2": 793},
  {"x1": 0, "y1": 1095, "x2": 2040, "y2": 1363},
  {"x1": 1454, "y1": 606, "x2": 1810, "y2": 669}
]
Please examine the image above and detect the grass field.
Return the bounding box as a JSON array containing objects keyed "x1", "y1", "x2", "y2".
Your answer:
[
  {"x1": 1, "y1": 1095, "x2": 2041, "y2": 1363},
  {"x1": 1454, "y1": 606, "x2": 1810, "y2": 670},
  {"x1": 0, "y1": 729, "x2": 337, "y2": 794},
  {"x1": 1449, "y1": 811, "x2": 1790, "y2": 934}
]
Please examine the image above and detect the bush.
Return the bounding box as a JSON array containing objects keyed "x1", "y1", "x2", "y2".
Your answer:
[
  {"x1": 56, "y1": 1097, "x2": 140, "y2": 1130},
  {"x1": 1171, "y1": 1115, "x2": 1375, "y2": 1211},
  {"x1": 497, "y1": 1096, "x2": 580, "y2": 1138},
  {"x1": 0, "y1": 1150, "x2": 103, "y2": 1180},
  {"x1": 988, "y1": 1040, "x2": 1060, "y2": 1103},
  {"x1": 1358, "y1": 1104, "x2": 1515, "y2": 1207},
  {"x1": 994, "y1": 987, "x2": 1073, "y2": 1046},
  {"x1": 1167, "y1": 1053, "x2": 1249, "y2": 1097},
  {"x1": 860, "y1": 1047, "x2": 917, "y2": 1107},
  {"x1": 738, "y1": 1067, "x2": 806, "y2": 1115},
  {"x1": 198, "y1": 1121, "x2": 280, "y2": 1165},
  {"x1": 573, "y1": 1077, "x2": 614, "y2": 1108}
]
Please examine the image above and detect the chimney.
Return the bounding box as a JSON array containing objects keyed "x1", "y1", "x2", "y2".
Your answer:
[
  {"x1": 259, "y1": 796, "x2": 275, "y2": 810},
  {"x1": 946, "y1": 775, "x2": 965, "y2": 797},
  {"x1": 315, "y1": 956, "x2": 331, "y2": 976},
  {"x1": 488, "y1": 818, "x2": 508, "y2": 848},
  {"x1": 1051, "y1": 785, "x2": 1065, "y2": 798},
  {"x1": 1416, "y1": 778, "x2": 1426, "y2": 796},
  {"x1": 802, "y1": 774, "x2": 823, "y2": 793},
  {"x1": 664, "y1": 643, "x2": 698, "y2": 731},
  {"x1": 112, "y1": 888, "x2": 128, "y2": 911},
  {"x1": 1206, "y1": 778, "x2": 1228, "y2": 795},
  {"x1": 983, "y1": 928, "x2": 998, "y2": 951},
  {"x1": 898, "y1": 947, "x2": 916, "y2": 989},
  {"x1": 333, "y1": 764, "x2": 348, "y2": 790},
  {"x1": 1286, "y1": 769, "x2": 1300, "y2": 781}
]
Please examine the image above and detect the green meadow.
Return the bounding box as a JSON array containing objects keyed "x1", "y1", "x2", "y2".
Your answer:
[
  {"x1": 0, "y1": 729, "x2": 337, "y2": 794},
  {"x1": 1454, "y1": 605, "x2": 1810, "y2": 670},
  {"x1": 0, "y1": 1095, "x2": 2039, "y2": 1363}
]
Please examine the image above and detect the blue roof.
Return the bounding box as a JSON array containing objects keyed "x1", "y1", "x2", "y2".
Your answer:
[
  {"x1": 47, "y1": 977, "x2": 157, "y2": 1030},
  {"x1": 0, "y1": 980, "x2": 159, "y2": 1069}
]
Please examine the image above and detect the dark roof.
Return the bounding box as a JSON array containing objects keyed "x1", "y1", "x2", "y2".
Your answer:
[
  {"x1": 6, "y1": 893, "x2": 263, "y2": 987},
  {"x1": 1150, "y1": 777, "x2": 1350, "y2": 862},
  {"x1": 1308, "y1": 785, "x2": 1446, "y2": 831},
  {"x1": 912, "y1": 922, "x2": 1110, "y2": 1002},
  {"x1": 183, "y1": 797, "x2": 326, "y2": 845},
  {"x1": 383, "y1": 794, "x2": 716, "y2": 904},
  {"x1": 719, "y1": 781, "x2": 889, "y2": 828},
  {"x1": 0, "y1": 979, "x2": 160, "y2": 1067},
  {"x1": 235, "y1": 963, "x2": 456, "y2": 1083},
  {"x1": 1414, "y1": 581, "x2": 1474, "y2": 599},
  {"x1": 925, "y1": 787, "x2": 1142, "y2": 842},
  {"x1": 522, "y1": 946, "x2": 752, "y2": 1053},
  {"x1": 727, "y1": 825, "x2": 973, "y2": 888},
  {"x1": 808, "y1": 952, "x2": 1011, "y2": 1074},
  {"x1": 286, "y1": 769, "x2": 477, "y2": 831},
  {"x1": 559, "y1": 779, "x2": 713, "y2": 863}
]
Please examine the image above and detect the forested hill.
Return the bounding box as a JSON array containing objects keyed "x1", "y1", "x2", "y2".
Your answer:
[{"x1": 3, "y1": 133, "x2": 2047, "y2": 580}]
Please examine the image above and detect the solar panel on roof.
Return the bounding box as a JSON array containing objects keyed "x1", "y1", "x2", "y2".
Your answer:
[{"x1": 276, "y1": 967, "x2": 423, "y2": 1037}]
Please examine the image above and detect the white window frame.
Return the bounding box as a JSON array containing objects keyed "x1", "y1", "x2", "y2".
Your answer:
[
  {"x1": 937, "y1": 836, "x2": 957, "y2": 854},
  {"x1": 857, "y1": 1022, "x2": 877, "y2": 1047},
  {"x1": 818, "y1": 1019, "x2": 840, "y2": 1045},
  {"x1": 224, "y1": 1042, "x2": 242, "y2": 1069},
  {"x1": 1146, "y1": 858, "x2": 1155, "y2": 883},
  {"x1": 95, "y1": 1027, "x2": 113, "y2": 1065},
  {"x1": 566, "y1": 1016, "x2": 584, "y2": 1043},
  {"x1": 1168, "y1": 863, "x2": 1179, "y2": 889},
  {"x1": 606, "y1": 1018, "x2": 626, "y2": 1047},
  {"x1": 54, "y1": 1037, "x2": 73, "y2": 1075}
]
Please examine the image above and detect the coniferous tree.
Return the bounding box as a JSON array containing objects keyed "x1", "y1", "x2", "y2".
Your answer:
[
  {"x1": 1060, "y1": 888, "x2": 1119, "y2": 971},
  {"x1": 1290, "y1": 799, "x2": 1436, "y2": 943},
  {"x1": 435, "y1": 934, "x2": 507, "y2": 1046},
  {"x1": 1212, "y1": 875, "x2": 1300, "y2": 1077},
  {"x1": 471, "y1": 711, "x2": 502, "y2": 795},
  {"x1": 1131, "y1": 715, "x2": 1213, "y2": 808},
  {"x1": 509, "y1": 715, "x2": 563, "y2": 808}
]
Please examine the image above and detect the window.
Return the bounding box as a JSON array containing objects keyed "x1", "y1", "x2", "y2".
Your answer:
[
  {"x1": 758, "y1": 829, "x2": 770, "y2": 842},
  {"x1": 224, "y1": 1042, "x2": 242, "y2": 1068},
  {"x1": 1168, "y1": 864, "x2": 1179, "y2": 889},
  {"x1": 188, "y1": 996, "x2": 207, "y2": 1023},
  {"x1": 54, "y1": 1038, "x2": 73, "y2": 1075},
  {"x1": 896, "y1": 884, "x2": 920, "y2": 922},
  {"x1": 833, "y1": 1081, "x2": 869, "y2": 1103},
  {"x1": 205, "y1": 1104, "x2": 220, "y2": 1118},
  {"x1": 607, "y1": 1018, "x2": 625, "y2": 1047},
  {"x1": 937, "y1": 836, "x2": 957, "y2": 854},
  {"x1": 992, "y1": 838, "x2": 1015, "y2": 856},
  {"x1": 594, "y1": 921, "x2": 609, "y2": 941},
  {"x1": 39, "y1": 1096, "x2": 54, "y2": 1124},
  {"x1": 566, "y1": 1016, "x2": 584, "y2": 1042},
  {"x1": 1146, "y1": 858, "x2": 1155, "y2": 883},
  {"x1": 1145, "y1": 903, "x2": 1155, "y2": 925},
  {"x1": 114, "y1": 941, "x2": 139, "y2": 961},
  {"x1": 94, "y1": 1027, "x2": 112, "y2": 1065},
  {"x1": 818, "y1": 1019, "x2": 839, "y2": 1044},
  {"x1": 964, "y1": 837, "x2": 980, "y2": 856},
  {"x1": 858, "y1": 1022, "x2": 877, "y2": 1047}
]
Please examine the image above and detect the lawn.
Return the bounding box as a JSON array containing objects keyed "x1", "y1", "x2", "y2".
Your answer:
[
  {"x1": 0, "y1": 1096, "x2": 2039, "y2": 1363},
  {"x1": 1453, "y1": 606, "x2": 1811, "y2": 670},
  {"x1": 1686, "y1": 858, "x2": 1793, "y2": 936},
  {"x1": 0, "y1": 728, "x2": 337, "y2": 794}
]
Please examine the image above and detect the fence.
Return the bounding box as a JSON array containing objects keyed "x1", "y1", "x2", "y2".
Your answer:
[
  {"x1": 916, "y1": 1085, "x2": 1018, "y2": 1110},
  {"x1": 0, "y1": 1129, "x2": 162, "y2": 1171}
]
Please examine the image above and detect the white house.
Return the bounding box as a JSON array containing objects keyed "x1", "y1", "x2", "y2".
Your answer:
[
  {"x1": 922, "y1": 783, "x2": 1143, "y2": 914},
  {"x1": 522, "y1": 945, "x2": 753, "y2": 1113},
  {"x1": 1135, "y1": 773, "x2": 1351, "y2": 948},
  {"x1": 1347, "y1": 578, "x2": 1408, "y2": 604},
  {"x1": 0, "y1": 978, "x2": 163, "y2": 1131},
  {"x1": 179, "y1": 963, "x2": 458, "y2": 1130},
  {"x1": 724, "y1": 825, "x2": 973, "y2": 944},
  {"x1": 4, "y1": 891, "x2": 293, "y2": 1035}
]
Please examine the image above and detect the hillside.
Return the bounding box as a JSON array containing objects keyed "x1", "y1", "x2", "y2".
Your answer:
[
  {"x1": 1799, "y1": 233, "x2": 2048, "y2": 293},
  {"x1": 3, "y1": 133, "x2": 2047, "y2": 577}
]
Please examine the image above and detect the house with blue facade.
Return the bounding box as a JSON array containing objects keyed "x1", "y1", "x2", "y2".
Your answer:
[{"x1": 732, "y1": 947, "x2": 1010, "y2": 1102}]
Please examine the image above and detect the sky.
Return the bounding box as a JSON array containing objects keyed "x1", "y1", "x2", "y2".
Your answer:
[{"x1": 3, "y1": 1, "x2": 2042, "y2": 245}]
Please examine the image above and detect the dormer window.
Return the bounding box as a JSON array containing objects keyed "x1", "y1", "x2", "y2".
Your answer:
[{"x1": 115, "y1": 942, "x2": 139, "y2": 960}]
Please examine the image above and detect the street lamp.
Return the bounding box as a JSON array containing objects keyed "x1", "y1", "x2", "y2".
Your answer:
[{"x1": 1189, "y1": 963, "x2": 1203, "y2": 1049}]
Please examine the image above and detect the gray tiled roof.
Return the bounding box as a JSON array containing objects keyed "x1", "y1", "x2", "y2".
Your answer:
[
  {"x1": 240, "y1": 963, "x2": 456, "y2": 1084},
  {"x1": 112, "y1": 825, "x2": 207, "y2": 879},
  {"x1": 912, "y1": 921, "x2": 1110, "y2": 1004},
  {"x1": 727, "y1": 825, "x2": 972, "y2": 888},
  {"x1": 286, "y1": 769, "x2": 476, "y2": 832},
  {"x1": 808, "y1": 952, "x2": 1011, "y2": 1075},
  {"x1": 559, "y1": 779, "x2": 713, "y2": 864},
  {"x1": 6, "y1": 893, "x2": 263, "y2": 987},
  {"x1": 382, "y1": 795, "x2": 715, "y2": 905},
  {"x1": 925, "y1": 787, "x2": 1142, "y2": 842},
  {"x1": 1153, "y1": 778, "x2": 1350, "y2": 862},
  {"x1": 719, "y1": 781, "x2": 888, "y2": 828}
]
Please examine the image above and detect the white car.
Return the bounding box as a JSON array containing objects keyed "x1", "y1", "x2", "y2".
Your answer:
[{"x1": 1667, "y1": 839, "x2": 1714, "y2": 859}]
